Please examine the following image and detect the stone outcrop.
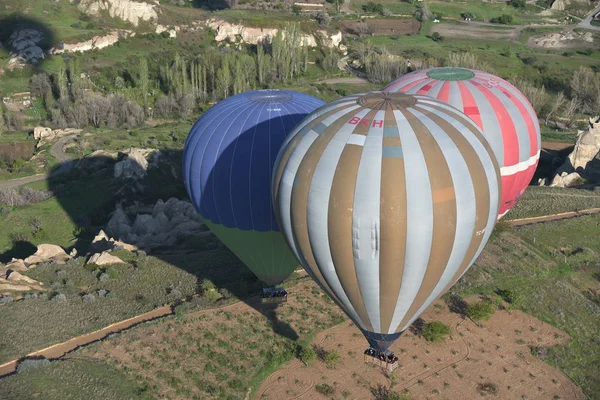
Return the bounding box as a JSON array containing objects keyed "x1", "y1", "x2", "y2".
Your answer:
[
  {"x1": 23, "y1": 244, "x2": 71, "y2": 267},
  {"x1": 550, "y1": 0, "x2": 590, "y2": 11},
  {"x1": 52, "y1": 30, "x2": 134, "y2": 54},
  {"x1": 156, "y1": 25, "x2": 178, "y2": 38},
  {"x1": 77, "y1": 0, "x2": 159, "y2": 27},
  {"x1": 106, "y1": 198, "x2": 205, "y2": 249},
  {"x1": 205, "y1": 18, "x2": 342, "y2": 48},
  {"x1": 555, "y1": 116, "x2": 600, "y2": 182},
  {"x1": 8, "y1": 29, "x2": 46, "y2": 67},
  {"x1": 6, "y1": 271, "x2": 39, "y2": 285},
  {"x1": 87, "y1": 251, "x2": 125, "y2": 266},
  {"x1": 114, "y1": 148, "x2": 160, "y2": 180},
  {"x1": 550, "y1": 171, "x2": 583, "y2": 187}
]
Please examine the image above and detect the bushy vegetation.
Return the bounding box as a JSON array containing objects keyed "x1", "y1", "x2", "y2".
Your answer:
[
  {"x1": 0, "y1": 187, "x2": 52, "y2": 207},
  {"x1": 300, "y1": 345, "x2": 317, "y2": 365},
  {"x1": 421, "y1": 321, "x2": 451, "y2": 342},
  {"x1": 466, "y1": 299, "x2": 496, "y2": 322}
]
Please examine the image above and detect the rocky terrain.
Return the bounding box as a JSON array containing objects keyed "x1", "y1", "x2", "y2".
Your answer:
[
  {"x1": 76, "y1": 0, "x2": 159, "y2": 27},
  {"x1": 529, "y1": 30, "x2": 595, "y2": 49}
]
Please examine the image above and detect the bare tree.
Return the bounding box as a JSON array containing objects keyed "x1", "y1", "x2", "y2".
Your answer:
[
  {"x1": 30, "y1": 73, "x2": 52, "y2": 99},
  {"x1": 354, "y1": 21, "x2": 372, "y2": 36},
  {"x1": 563, "y1": 96, "x2": 580, "y2": 128},
  {"x1": 83, "y1": 94, "x2": 111, "y2": 128},
  {"x1": 445, "y1": 52, "x2": 495, "y2": 74},
  {"x1": 545, "y1": 91, "x2": 565, "y2": 126},
  {"x1": 155, "y1": 95, "x2": 177, "y2": 117},
  {"x1": 512, "y1": 79, "x2": 547, "y2": 117}
]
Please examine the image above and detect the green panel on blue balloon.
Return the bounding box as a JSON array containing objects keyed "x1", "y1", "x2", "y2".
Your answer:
[{"x1": 204, "y1": 220, "x2": 299, "y2": 286}]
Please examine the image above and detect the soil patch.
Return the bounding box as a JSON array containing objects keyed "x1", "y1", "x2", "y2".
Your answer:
[
  {"x1": 431, "y1": 22, "x2": 517, "y2": 40},
  {"x1": 257, "y1": 300, "x2": 584, "y2": 400}
]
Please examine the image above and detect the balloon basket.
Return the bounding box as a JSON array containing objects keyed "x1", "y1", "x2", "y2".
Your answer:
[
  {"x1": 260, "y1": 287, "x2": 288, "y2": 304},
  {"x1": 364, "y1": 349, "x2": 399, "y2": 372}
]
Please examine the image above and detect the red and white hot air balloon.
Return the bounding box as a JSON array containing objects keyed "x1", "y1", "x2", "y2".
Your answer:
[{"x1": 383, "y1": 67, "x2": 540, "y2": 219}]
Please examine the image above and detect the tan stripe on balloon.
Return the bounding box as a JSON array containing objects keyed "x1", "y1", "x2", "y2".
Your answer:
[
  {"x1": 383, "y1": 136, "x2": 401, "y2": 147},
  {"x1": 397, "y1": 109, "x2": 457, "y2": 331},
  {"x1": 379, "y1": 107, "x2": 407, "y2": 334},
  {"x1": 328, "y1": 110, "x2": 379, "y2": 332},
  {"x1": 274, "y1": 103, "x2": 359, "y2": 231},
  {"x1": 432, "y1": 187, "x2": 456, "y2": 204},
  {"x1": 416, "y1": 106, "x2": 494, "y2": 297},
  {"x1": 290, "y1": 107, "x2": 364, "y2": 313}
]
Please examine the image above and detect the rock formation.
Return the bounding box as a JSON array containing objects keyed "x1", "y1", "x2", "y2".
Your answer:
[
  {"x1": 34, "y1": 127, "x2": 83, "y2": 148},
  {"x1": 106, "y1": 198, "x2": 206, "y2": 250},
  {"x1": 205, "y1": 18, "x2": 342, "y2": 48},
  {"x1": 114, "y1": 148, "x2": 160, "y2": 180},
  {"x1": 553, "y1": 117, "x2": 600, "y2": 186},
  {"x1": 87, "y1": 251, "x2": 125, "y2": 266},
  {"x1": 77, "y1": 0, "x2": 159, "y2": 27},
  {"x1": 156, "y1": 25, "x2": 178, "y2": 38}
]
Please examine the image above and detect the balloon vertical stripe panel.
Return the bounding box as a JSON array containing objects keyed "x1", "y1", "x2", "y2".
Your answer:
[
  {"x1": 383, "y1": 68, "x2": 541, "y2": 219},
  {"x1": 273, "y1": 92, "x2": 501, "y2": 351},
  {"x1": 183, "y1": 90, "x2": 325, "y2": 285}
]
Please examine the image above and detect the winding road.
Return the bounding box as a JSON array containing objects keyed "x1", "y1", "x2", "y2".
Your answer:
[
  {"x1": 577, "y1": 6, "x2": 600, "y2": 31},
  {"x1": 0, "y1": 135, "x2": 77, "y2": 190}
]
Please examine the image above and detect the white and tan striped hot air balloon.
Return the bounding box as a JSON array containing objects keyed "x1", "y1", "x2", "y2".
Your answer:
[
  {"x1": 272, "y1": 92, "x2": 501, "y2": 353},
  {"x1": 383, "y1": 67, "x2": 541, "y2": 219}
]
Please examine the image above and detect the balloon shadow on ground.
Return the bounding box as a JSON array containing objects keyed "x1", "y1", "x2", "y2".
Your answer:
[
  {"x1": 0, "y1": 15, "x2": 56, "y2": 70},
  {"x1": 40, "y1": 146, "x2": 298, "y2": 342}
]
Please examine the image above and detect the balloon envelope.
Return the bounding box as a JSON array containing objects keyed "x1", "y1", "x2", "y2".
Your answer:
[
  {"x1": 383, "y1": 67, "x2": 540, "y2": 219},
  {"x1": 273, "y1": 92, "x2": 501, "y2": 352},
  {"x1": 183, "y1": 90, "x2": 325, "y2": 285}
]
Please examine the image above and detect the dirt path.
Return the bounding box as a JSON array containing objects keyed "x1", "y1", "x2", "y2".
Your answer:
[
  {"x1": 0, "y1": 304, "x2": 173, "y2": 377},
  {"x1": 0, "y1": 135, "x2": 77, "y2": 190},
  {"x1": 507, "y1": 208, "x2": 600, "y2": 227}
]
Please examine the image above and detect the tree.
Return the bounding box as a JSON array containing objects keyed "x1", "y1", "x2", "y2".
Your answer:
[
  {"x1": 292, "y1": 4, "x2": 302, "y2": 15},
  {"x1": 315, "y1": 10, "x2": 330, "y2": 26},
  {"x1": 299, "y1": 346, "x2": 316, "y2": 365},
  {"x1": 563, "y1": 96, "x2": 580, "y2": 128},
  {"x1": 431, "y1": 32, "x2": 443, "y2": 42},
  {"x1": 461, "y1": 12, "x2": 475, "y2": 20},
  {"x1": 511, "y1": 79, "x2": 547, "y2": 116},
  {"x1": 413, "y1": 4, "x2": 432, "y2": 21},
  {"x1": 362, "y1": 1, "x2": 384, "y2": 14},
  {"x1": 216, "y1": 60, "x2": 231, "y2": 99},
  {"x1": 510, "y1": 0, "x2": 526, "y2": 8},
  {"x1": 321, "y1": 48, "x2": 340, "y2": 73},
  {"x1": 0, "y1": 103, "x2": 5, "y2": 134},
  {"x1": 139, "y1": 57, "x2": 149, "y2": 112}
]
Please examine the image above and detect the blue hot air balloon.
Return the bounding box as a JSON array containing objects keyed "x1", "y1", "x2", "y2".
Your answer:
[{"x1": 182, "y1": 89, "x2": 325, "y2": 285}]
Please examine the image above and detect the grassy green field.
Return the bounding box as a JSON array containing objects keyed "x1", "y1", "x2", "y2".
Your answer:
[
  {"x1": 0, "y1": 358, "x2": 149, "y2": 400},
  {"x1": 507, "y1": 186, "x2": 600, "y2": 220}
]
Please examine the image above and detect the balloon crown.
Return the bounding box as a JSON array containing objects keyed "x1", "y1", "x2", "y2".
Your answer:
[
  {"x1": 248, "y1": 90, "x2": 294, "y2": 104},
  {"x1": 426, "y1": 67, "x2": 475, "y2": 81},
  {"x1": 357, "y1": 92, "x2": 417, "y2": 110}
]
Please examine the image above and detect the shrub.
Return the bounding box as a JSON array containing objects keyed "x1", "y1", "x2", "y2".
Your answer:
[
  {"x1": 300, "y1": 346, "x2": 317, "y2": 365},
  {"x1": 372, "y1": 384, "x2": 413, "y2": 400},
  {"x1": 203, "y1": 289, "x2": 222, "y2": 303},
  {"x1": 490, "y1": 14, "x2": 513, "y2": 24},
  {"x1": 292, "y1": 5, "x2": 302, "y2": 15},
  {"x1": 200, "y1": 279, "x2": 216, "y2": 292},
  {"x1": 510, "y1": 0, "x2": 525, "y2": 8},
  {"x1": 98, "y1": 272, "x2": 110, "y2": 282},
  {"x1": 362, "y1": 1, "x2": 384, "y2": 14},
  {"x1": 431, "y1": 32, "x2": 443, "y2": 42},
  {"x1": 324, "y1": 349, "x2": 341, "y2": 368},
  {"x1": 466, "y1": 299, "x2": 495, "y2": 322},
  {"x1": 316, "y1": 383, "x2": 335, "y2": 395},
  {"x1": 82, "y1": 293, "x2": 95, "y2": 302},
  {"x1": 218, "y1": 288, "x2": 232, "y2": 299},
  {"x1": 422, "y1": 321, "x2": 451, "y2": 342},
  {"x1": 0, "y1": 296, "x2": 14, "y2": 304},
  {"x1": 496, "y1": 288, "x2": 524, "y2": 308},
  {"x1": 16, "y1": 358, "x2": 51, "y2": 373},
  {"x1": 51, "y1": 293, "x2": 67, "y2": 303},
  {"x1": 477, "y1": 382, "x2": 499, "y2": 395}
]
